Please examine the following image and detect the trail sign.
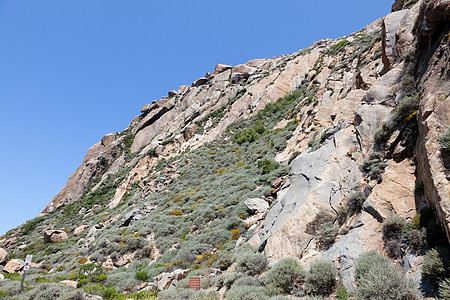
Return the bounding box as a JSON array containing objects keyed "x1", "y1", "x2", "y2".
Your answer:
[
  {"x1": 25, "y1": 255, "x2": 33, "y2": 264},
  {"x1": 189, "y1": 277, "x2": 201, "y2": 290},
  {"x1": 21, "y1": 255, "x2": 33, "y2": 292}
]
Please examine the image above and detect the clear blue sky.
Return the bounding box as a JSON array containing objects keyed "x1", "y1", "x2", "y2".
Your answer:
[{"x1": 0, "y1": 0, "x2": 394, "y2": 236}]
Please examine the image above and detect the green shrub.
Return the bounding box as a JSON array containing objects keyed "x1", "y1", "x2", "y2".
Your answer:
[
  {"x1": 236, "y1": 251, "x2": 268, "y2": 276},
  {"x1": 393, "y1": 94, "x2": 419, "y2": 123},
  {"x1": 316, "y1": 222, "x2": 339, "y2": 249},
  {"x1": 422, "y1": 248, "x2": 450, "y2": 288},
  {"x1": 158, "y1": 288, "x2": 196, "y2": 300},
  {"x1": 305, "y1": 260, "x2": 337, "y2": 296},
  {"x1": 355, "y1": 251, "x2": 391, "y2": 283},
  {"x1": 234, "y1": 128, "x2": 259, "y2": 144},
  {"x1": 215, "y1": 251, "x2": 234, "y2": 271},
  {"x1": 190, "y1": 290, "x2": 220, "y2": 300},
  {"x1": 439, "y1": 127, "x2": 450, "y2": 153},
  {"x1": 346, "y1": 191, "x2": 366, "y2": 214},
  {"x1": 226, "y1": 285, "x2": 270, "y2": 300},
  {"x1": 265, "y1": 258, "x2": 306, "y2": 295},
  {"x1": 12, "y1": 283, "x2": 84, "y2": 300},
  {"x1": 19, "y1": 216, "x2": 45, "y2": 236},
  {"x1": 326, "y1": 40, "x2": 350, "y2": 55},
  {"x1": 135, "y1": 270, "x2": 149, "y2": 281},
  {"x1": 373, "y1": 122, "x2": 394, "y2": 145},
  {"x1": 355, "y1": 251, "x2": 419, "y2": 300},
  {"x1": 360, "y1": 152, "x2": 386, "y2": 181},
  {"x1": 102, "y1": 287, "x2": 118, "y2": 300},
  {"x1": 0, "y1": 280, "x2": 22, "y2": 298},
  {"x1": 214, "y1": 272, "x2": 244, "y2": 289},
  {"x1": 257, "y1": 159, "x2": 280, "y2": 175},
  {"x1": 382, "y1": 215, "x2": 407, "y2": 241},
  {"x1": 439, "y1": 278, "x2": 450, "y2": 299},
  {"x1": 335, "y1": 285, "x2": 352, "y2": 300},
  {"x1": 382, "y1": 215, "x2": 408, "y2": 257}
]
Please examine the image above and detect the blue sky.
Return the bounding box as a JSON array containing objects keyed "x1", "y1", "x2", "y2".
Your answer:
[{"x1": 0, "y1": 0, "x2": 394, "y2": 235}]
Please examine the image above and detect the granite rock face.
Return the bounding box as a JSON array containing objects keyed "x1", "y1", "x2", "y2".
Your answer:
[{"x1": 7, "y1": 0, "x2": 447, "y2": 295}]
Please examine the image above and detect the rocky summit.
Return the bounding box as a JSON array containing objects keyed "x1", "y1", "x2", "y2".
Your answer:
[{"x1": 1, "y1": 0, "x2": 449, "y2": 299}]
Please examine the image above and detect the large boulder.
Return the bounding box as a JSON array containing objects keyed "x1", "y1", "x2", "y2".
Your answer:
[
  {"x1": 44, "y1": 230, "x2": 68, "y2": 244},
  {"x1": 3, "y1": 259, "x2": 24, "y2": 273},
  {"x1": 0, "y1": 248, "x2": 8, "y2": 264}
]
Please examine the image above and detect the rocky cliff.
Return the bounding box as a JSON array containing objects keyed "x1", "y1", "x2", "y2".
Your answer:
[{"x1": 1, "y1": 0, "x2": 449, "y2": 299}]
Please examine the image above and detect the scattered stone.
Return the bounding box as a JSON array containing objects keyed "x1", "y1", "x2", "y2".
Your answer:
[
  {"x1": 0, "y1": 274, "x2": 4, "y2": 280},
  {"x1": 44, "y1": 230, "x2": 69, "y2": 244},
  {"x1": 204, "y1": 268, "x2": 221, "y2": 277},
  {"x1": 60, "y1": 280, "x2": 78, "y2": 288},
  {"x1": 244, "y1": 198, "x2": 269, "y2": 213},
  {"x1": 154, "y1": 269, "x2": 190, "y2": 290},
  {"x1": 3, "y1": 259, "x2": 25, "y2": 273},
  {"x1": 139, "y1": 282, "x2": 148, "y2": 290},
  {"x1": 74, "y1": 225, "x2": 88, "y2": 236},
  {"x1": 0, "y1": 248, "x2": 8, "y2": 264}
]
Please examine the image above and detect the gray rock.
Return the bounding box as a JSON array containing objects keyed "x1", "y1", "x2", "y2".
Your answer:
[
  {"x1": 322, "y1": 228, "x2": 365, "y2": 293},
  {"x1": 244, "y1": 198, "x2": 269, "y2": 213}
]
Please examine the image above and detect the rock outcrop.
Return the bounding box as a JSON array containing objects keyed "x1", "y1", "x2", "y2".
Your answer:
[{"x1": 44, "y1": 230, "x2": 69, "y2": 243}]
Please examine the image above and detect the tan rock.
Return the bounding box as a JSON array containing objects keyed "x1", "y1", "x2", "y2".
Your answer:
[
  {"x1": 168, "y1": 90, "x2": 177, "y2": 97},
  {"x1": 365, "y1": 158, "x2": 417, "y2": 220},
  {"x1": 3, "y1": 259, "x2": 24, "y2": 273},
  {"x1": 139, "y1": 282, "x2": 148, "y2": 289},
  {"x1": 211, "y1": 64, "x2": 232, "y2": 76},
  {"x1": 44, "y1": 230, "x2": 68, "y2": 244},
  {"x1": 73, "y1": 225, "x2": 88, "y2": 236},
  {"x1": 60, "y1": 280, "x2": 78, "y2": 288},
  {"x1": 0, "y1": 248, "x2": 8, "y2": 264}
]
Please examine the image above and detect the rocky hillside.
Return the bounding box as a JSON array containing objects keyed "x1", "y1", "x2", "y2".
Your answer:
[{"x1": 1, "y1": 0, "x2": 449, "y2": 299}]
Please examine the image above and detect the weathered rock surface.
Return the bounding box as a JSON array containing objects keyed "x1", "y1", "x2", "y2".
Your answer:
[
  {"x1": 44, "y1": 230, "x2": 69, "y2": 243},
  {"x1": 73, "y1": 225, "x2": 88, "y2": 236},
  {"x1": 3, "y1": 259, "x2": 24, "y2": 273},
  {"x1": 0, "y1": 248, "x2": 8, "y2": 265},
  {"x1": 244, "y1": 198, "x2": 269, "y2": 213}
]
